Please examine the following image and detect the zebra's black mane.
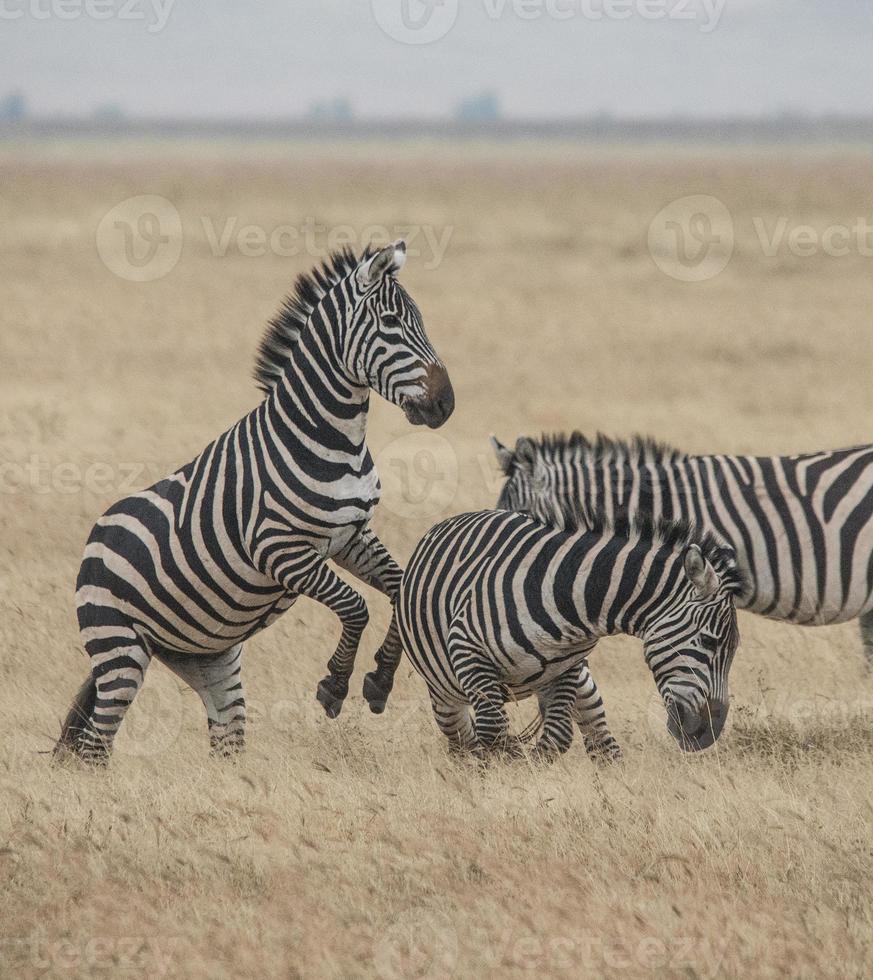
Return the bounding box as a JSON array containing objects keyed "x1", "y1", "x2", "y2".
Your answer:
[
  {"x1": 535, "y1": 431, "x2": 686, "y2": 465},
  {"x1": 537, "y1": 498, "x2": 745, "y2": 595},
  {"x1": 253, "y1": 245, "x2": 375, "y2": 394}
]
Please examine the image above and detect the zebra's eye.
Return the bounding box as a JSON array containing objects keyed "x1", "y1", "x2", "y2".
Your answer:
[
  {"x1": 382, "y1": 313, "x2": 402, "y2": 329},
  {"x1": 699, "y1": 634, "x2": 718, "y2": 653}
]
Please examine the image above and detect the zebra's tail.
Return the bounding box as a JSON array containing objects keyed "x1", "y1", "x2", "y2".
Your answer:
[{"x1": 53, "y1": 673, "x2": 98, "y2": 760}]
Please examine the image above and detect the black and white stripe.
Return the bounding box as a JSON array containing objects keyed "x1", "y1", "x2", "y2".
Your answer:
[
  {"x1": 396, "y1": 506, "x2": 743, "y2": 759},
  {"x1": 56, "y1": 242, "x2": 454, "y2": 763}
]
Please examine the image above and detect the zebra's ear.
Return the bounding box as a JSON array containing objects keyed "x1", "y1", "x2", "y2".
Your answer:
[
  {"x1": 356, "y1": 240, "x2": 407, "y2": 288},
  {"x1": 490, "y1": 435, "x2": 515, "y2": 475},
  {"x1": 513, "y1": 437, "x2": 538, "y2": 473},
  {"x1": 684, "y1": 544, "x2": 720, "y2": 599}
]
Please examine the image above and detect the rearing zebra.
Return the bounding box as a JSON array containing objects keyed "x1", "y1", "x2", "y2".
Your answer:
[
  {"x1": 56, "y1": 241, "x2": 454, "y2": 763},
  {"x1": 396, "y1": 505, "x2": 743, "y2": 758},
  {"x1": 493, "y1": 432, "x2": 873, "y2": 663}
]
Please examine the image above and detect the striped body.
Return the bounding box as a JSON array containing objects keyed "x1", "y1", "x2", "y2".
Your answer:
[
  {"x1": 397, "y1": 508, "x2": 742, "y2": 758},
  {"x1": 78, "y1": 330, "x2": 383, "y2": 659},
  {"x1": 58, "y1": 243, "x2": 454, "y2": 763}
]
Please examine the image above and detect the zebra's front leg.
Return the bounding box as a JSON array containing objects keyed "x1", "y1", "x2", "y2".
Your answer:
[
  {"x1": 533, "y1": 666, "x2": 583, "y2": 761},
  {"x1": 573, "y1": 658, "x2": 622, "y2": 764},
  {"x1": 331, "y1": 526, "x2": 404, "y2": 713},
  {"x1": 270, "y1": 550, "x2": 370, "y2": 719}
]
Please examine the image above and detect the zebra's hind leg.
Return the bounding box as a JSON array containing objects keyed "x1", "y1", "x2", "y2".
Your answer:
[
  {"x1": 449, "y1": 639, "x2": 514, "y2": 755},
  {"x1": 55, "y1": 627, "x2": 152, "y2": 764},
  {"x1": 858, "y1": 610, "x2": 873, "y2": 673},
  {"x1": 573, "y1": 659, "x2": 622, "y2": 764},
  {"x1": 533, "y1": 667, "x2": 581, "y2": 761},
  {"x1": 154, "y1": 644, "x2": 246, "y2": 757}
]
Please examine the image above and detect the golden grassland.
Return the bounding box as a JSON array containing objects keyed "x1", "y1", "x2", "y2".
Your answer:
[{"x1": 2, "y1": 140, "x2": 873, "y2": 978}]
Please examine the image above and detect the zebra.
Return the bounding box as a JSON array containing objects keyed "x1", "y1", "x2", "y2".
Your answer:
[
  {"x1": 395, "y1": 504, "x2": 743, "y2": 759},
  {"x1": 493, "y1": 433, "x2": 873, "y2": 664},
  {"x1": 55, "y1": 241, "x2": 454, "y2": 763}
]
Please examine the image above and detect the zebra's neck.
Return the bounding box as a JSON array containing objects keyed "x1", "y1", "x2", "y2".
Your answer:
[{"x1": 263, "y1": 307, "x2": 370, "y2": 465}]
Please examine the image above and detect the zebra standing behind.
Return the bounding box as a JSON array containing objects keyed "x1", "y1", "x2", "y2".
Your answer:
[
  {"x1": 56, "y1": 241, "x2": 454, "y2": 763},
  {"x1": 493, "y1": 433, "x2": 873, "y2": 663},
  {"x1": 396, "y1": 505, "x2": 743, "y2": 758}
]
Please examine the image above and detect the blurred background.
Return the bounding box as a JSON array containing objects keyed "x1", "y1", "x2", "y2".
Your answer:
[{"x1": 2, "y1": 0, "x2": 873, "y2": 125}]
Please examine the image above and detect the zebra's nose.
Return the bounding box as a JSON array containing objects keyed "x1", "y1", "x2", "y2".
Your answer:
[
  {"x1": 430, "y1": 378, "x2": 455, "y2": 427},
  {"x1": 415, "y1": 365, "x2": 454, "y2": 429},
  {"x1": 667, "y1": 697, "x2": 729, "y2": 752}
]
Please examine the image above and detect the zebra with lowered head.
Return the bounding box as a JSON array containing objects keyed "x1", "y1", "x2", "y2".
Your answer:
[
  {"x1": 56, "y1": 241, "x2": 454, "y2": 763},
  {"x1": 396, "y1": 504, "x2": 743, "y2": 759},
  {"x1": 491, "y1": 431, "x2": 873, "y2": 756}
]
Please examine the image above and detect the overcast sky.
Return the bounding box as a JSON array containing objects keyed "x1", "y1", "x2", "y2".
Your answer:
[{"x1": 1, "y1": 0, "x2": 872, "y2": 119}]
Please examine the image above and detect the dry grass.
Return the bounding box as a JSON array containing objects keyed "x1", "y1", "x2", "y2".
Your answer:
[{"x1": 2, "y1": 139, "x2": 873, "y2": 978}]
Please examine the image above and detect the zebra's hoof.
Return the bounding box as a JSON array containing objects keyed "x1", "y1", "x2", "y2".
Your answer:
[
  {"x1": 585, "y1": 739, "x2": 623, "y2": 765},
  {"x1": 362, "y1": 671, "x2": 392, "y2": 714},
  {"x1": 52, "y1": 742, "x2": 110, "y2": 768},
  {"x1": 317, "y1": 676, "x2": 348, "y2": 719}
]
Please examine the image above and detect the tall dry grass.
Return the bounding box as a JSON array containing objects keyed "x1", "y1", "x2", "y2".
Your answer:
[{"x1": 1, "y1": 140, "x2": 873, "y2": 978}]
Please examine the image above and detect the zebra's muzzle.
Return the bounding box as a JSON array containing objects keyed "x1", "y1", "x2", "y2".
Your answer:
[
  {"x1": 666, "y1": 698, "x2": 728, "y2": 752},
  {"x1": 402, "y1": 366, "x2": 455, "y2": 429}
]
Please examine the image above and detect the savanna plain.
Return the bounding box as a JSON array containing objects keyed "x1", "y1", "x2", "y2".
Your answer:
[{"x1": 1, "y1": 139, "x2": 872, "y2": 979}]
